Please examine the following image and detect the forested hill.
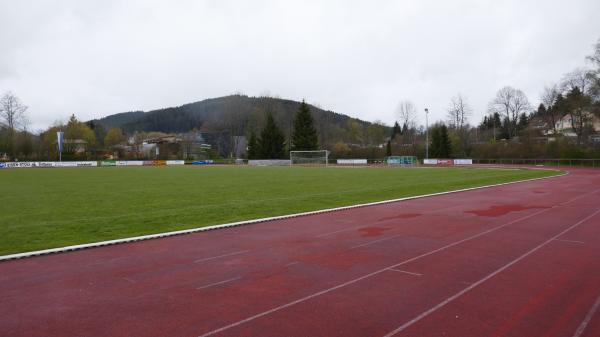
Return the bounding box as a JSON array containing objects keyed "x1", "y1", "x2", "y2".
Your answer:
[{"x1": 92, "y1": 95, "x2": 387, "y2": 145}]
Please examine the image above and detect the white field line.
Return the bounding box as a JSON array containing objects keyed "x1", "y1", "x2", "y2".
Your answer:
[
  {"x1": 553, "y1": 239, "x2": 585, "y2": 244},
  {"x1": 196, "y1": 277, "x2": 242, "y2": 290},
  {"x1": 382, "y1": 208, "x2": 600, "y2": 337},
  {"x1": 388, "y1": 269, "x2": 423, "y2": 277},
  {"x1": 572, "y1": 293, "x2": 600, "y2": 337},
  {"x1": 193, "y1": 250, "x2": 249, "y2": 264},
  {"x1": 0, "y1": 170, "x2": 567, "y2": 262},
  {"x1": 196, "y1": 190, "x2": 594, "y2": 337},
  {"x1": 350, "y1": 234, "x2": 403, "y2": 249}
]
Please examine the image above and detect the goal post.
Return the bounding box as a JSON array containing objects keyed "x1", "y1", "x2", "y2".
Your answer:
[{"x1": 290, "y1": 150, "x2": 329, "y2": 167}]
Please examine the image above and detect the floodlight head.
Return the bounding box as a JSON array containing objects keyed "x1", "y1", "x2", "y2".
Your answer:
[{"x1": 424, "y1": 108, "x2": 429, "y2": 113}]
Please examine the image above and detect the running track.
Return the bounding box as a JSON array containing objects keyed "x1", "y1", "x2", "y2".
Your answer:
[{"x1": 1, "y1": 168, "x2": 600, "y2": 337}]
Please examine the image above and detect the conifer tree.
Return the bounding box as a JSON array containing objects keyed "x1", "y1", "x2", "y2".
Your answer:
[
  {"x1": 258, "y1": 112, "x2": 286, "y2": 159},
  {"x1": 247, "y1": 130, "x2": 259, "y2": 159},
  {"x1": 291, "y1": 101, "x2": 319, "y2": 151},
  {"x1": 385, "y1": 140, "x2": 392, "y2": 156},
  {"x1": 391, "y1": 121, "x2": 402, "y2": 140}
]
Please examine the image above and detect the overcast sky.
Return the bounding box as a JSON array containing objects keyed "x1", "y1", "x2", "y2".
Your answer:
[{"x1": 1, "y1": 0, "x2": 600, "y2": 131}]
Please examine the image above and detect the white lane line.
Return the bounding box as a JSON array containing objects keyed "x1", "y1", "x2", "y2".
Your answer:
[
  {"x1": 123, "y1": 277, "x2": 136, "y2": 284},
  {"x1": 573, "y1": 294, "x2": 600, "y2": 337},
  {"x1": 350, "y1": 235, "x2": 403, "y2": 249},
  {"x1": 388, "y1": 269, "x2": 422, "y2": 277},
  {"x1": 316, "y1": 225, "x2": 364, "y2": 238},
  {"x1": 193, "y1": 250, "x2": 249, "y2": 264},
  {"x1": 382, "y1": 208, "x2": 600, "y2": 337},
  {"x1": 197, "y1": 277, "x2": 242, "y2": 290},
  {"x1": 553, "y1": 239, "x2": 585, "y2": 244},
  {"x1": 285, "y1": 261, "x2": 300, "y2": 267},
  {"x1": 196, "y1": 202, "x2": 568, "y2": 337}
]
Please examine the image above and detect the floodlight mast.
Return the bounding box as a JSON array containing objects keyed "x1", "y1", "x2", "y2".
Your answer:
[{"x1": 424, "y1": 108, "x2": 429, "y2": 159}]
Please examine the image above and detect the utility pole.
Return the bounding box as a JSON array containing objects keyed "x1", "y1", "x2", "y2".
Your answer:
[{"x1": 424, "y1": 108, "x2": 429, "y2": 159}]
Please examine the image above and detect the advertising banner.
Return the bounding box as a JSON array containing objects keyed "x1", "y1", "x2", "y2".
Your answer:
[
  {"x1": 75, "y1": 161, "x2": 97, "y2": 167},
  {"x1": 166, "y1": 160, "x2": 185, "y2": 165},
  {"x1": 192, "y1": 160, "x2": 215, "y2": 165},
  {"x1": 154, "y1": 160, "x2": 166, "y2": 166},
  {"x1": 423, "y1": 159, "x2": 438, "y2": 165},
  {"x1": 36, "y1": 162, "x2": 56, "y2": 168},
  {"x1": 100, "y1": 160, "x2": 117, "y2": 166},
  {"x1": 436, "y1": 159, "x2": 454, "y2": 165},
  {"x1": 0, "y1": 162, "x2": 6, "y2": 169},
  {"x1": 337, "y1": 159, "x2": 368, "y2": 165},
  {"x1": 5, "y1": 162, "x2": 33, "y2": 168},
  {"x1": 453, "y1": 159, "x2": 473, "y2": 165},
  {"x1": 125, "y1": 161, "x2": 144, "y2": 166},
  {"x1": 56, "y1": 162, "x2": 77, "y2": 167}
]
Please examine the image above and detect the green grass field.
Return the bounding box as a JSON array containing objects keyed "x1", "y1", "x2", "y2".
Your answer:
[{"x1": 0, "y1": 166, "x2": 560, "y2": 255}]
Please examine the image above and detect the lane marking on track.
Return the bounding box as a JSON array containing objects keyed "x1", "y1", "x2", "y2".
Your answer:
[
  {"x1": 197, "y1": 277, "x2": 242, "y2": 290},
  {"x1": 285, "y1": 261, "x2": 300, "y2": 267},
  {"x1": 193, "y1": 250, "x2": 249, "y2": 264},
  {"x1": 382, "y1": 208, "x2": 600, "y2": 337},
  {"x1": 573, "y1": 293, "x2": 600, "y2": 337},
  {"x1": 553, "y1": 239, "x2": 585, "y2": 244},
  {"x1": 196, "y1": 189, "x2": 598, "y2": 337},
  {"x1": 388, "y1": 269, "x2": 423, "y2": 277},
  {"x1": 350, "y1": 235, "x2": 403, "y2": 249}
]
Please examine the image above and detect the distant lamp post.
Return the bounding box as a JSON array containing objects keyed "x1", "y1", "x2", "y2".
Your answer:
[{"x1": 424, "y1": 108, "x2": 429, "y2": 159}]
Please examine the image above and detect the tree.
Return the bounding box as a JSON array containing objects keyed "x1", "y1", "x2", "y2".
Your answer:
[
  {"x1": 385, "y1": 140, "x2": 392, "y2": 156},
  {"x1": 391, "y1": 121, "x2": 402, "y2": 140},
  {"x1": 366, "y1": 120, "x2": 388, "y2": 145},
  {"x1": 104, "y1": 128, "x2": 126, "y2": 148},
  {"x1": 561, "y1": 68, "x2": 594, "y2": 95},
  {"x1": 0, "y1": 92, "x2": 28, "y2": 157},
  {"x1": 587, "y1": 38, "x2": 600, "y2": 100},
  {"x1": 395, "y1": 100, "x2": 417, "y2": 130},
  {"x1": 64, "y1": 114, "x2": 96, "y2": 153},
  {"x1": 488, "y1": 86, "x2": 531, "y2": 138},
  {"x1": 446, "y1": 94, "x2": 472, "y2": 155},
  {"x1": 540, "y1": 85, "x2": 562, "y2": 135},
  {"x1": 430, "y1": 123, "x2": 452, "y2": 158},
  {"x1": 446, "y1": 94, "x2": 471, "y2": 130},
  {"x1": 258, "y1": 112, "x2": 286, "y2": 159},
  {"x1": 247, "y1": 130, "x2": 259, "y2": 159},
  {"x1": 291, "y1": 100, "x2": 319, "y2": 151},
  {"x1": 565, "y1": 87, "x2": 593, "y2": 144}
]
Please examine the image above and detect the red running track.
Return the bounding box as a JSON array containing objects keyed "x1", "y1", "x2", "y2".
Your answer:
[{"x1": 1, "y1": 168, "x2": 600, "y2": 337}]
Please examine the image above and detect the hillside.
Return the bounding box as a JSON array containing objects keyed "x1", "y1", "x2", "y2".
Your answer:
[{"x1": 92, "y1": 95, "x2": 387, "y2": 147}]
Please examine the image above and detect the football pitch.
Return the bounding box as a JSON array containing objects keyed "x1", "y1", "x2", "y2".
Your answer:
[{"x1": 0, "y1": 166, "x2": 560, "y2": 255}]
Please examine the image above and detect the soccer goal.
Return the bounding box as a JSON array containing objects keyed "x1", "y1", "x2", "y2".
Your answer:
[{"x1": 290, "y1": 150, "x2": 329, "y2": 166}]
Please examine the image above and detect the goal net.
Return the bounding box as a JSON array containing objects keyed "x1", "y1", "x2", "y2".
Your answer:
[{"x1": 290, "y1": 150, "x2": 329, "y2": 166}]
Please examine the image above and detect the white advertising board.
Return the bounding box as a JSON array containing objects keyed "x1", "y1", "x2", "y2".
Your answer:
[{"x1": 337, "y1": 159, "x2": 368, "y2": 165}]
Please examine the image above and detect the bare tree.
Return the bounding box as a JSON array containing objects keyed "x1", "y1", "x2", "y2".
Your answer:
[
  {"x1": 587, "y1": 39, "x2": 600, "y2": 100},
  {"x1": 560, "y1": 68, "x2": 594, "y2": 95},
  {"x1": 0, "y1": 92, "x2": 28, "y2": 133},
  {"x1": 540, "y1": 85, "x2": 561, "y2": 135},
  {"x1": 488, "y1": 86, "x2": 531, "y2": 138},
  {"x1": 395, "y1": 100, "x2": 417, "y2": 144},
  {"x1": 446, "y1": 94, "x2": 471, "y2": 130},
  {"x1": 395, "y1": 100, "x2": 417, "y2": 128},
  {"x1": 0, "y1": 92, "x2": 28, "y2": 157}
]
